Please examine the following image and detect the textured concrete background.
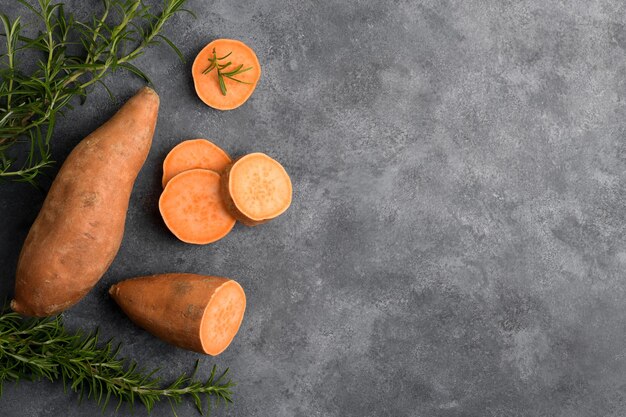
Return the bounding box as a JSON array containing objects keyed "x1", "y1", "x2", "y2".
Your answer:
[{"x1": 2, "y1": 0, "x2": 626, "y2": 415}]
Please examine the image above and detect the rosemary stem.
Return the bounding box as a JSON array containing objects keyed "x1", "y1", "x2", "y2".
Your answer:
[
  {"x1": 5, "y1": 24, "x2": 14, "y2": 110},
  {"x1": 0, "y1": 160, "x2": 51, "y2": 177},
  {"x1": 88, "y1": 4, "x2": 110, "y2": 64},
  {"x1": 0, "y1": 310, "x2": 234, "y2": 414}
]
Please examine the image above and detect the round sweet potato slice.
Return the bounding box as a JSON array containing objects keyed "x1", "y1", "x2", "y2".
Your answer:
[
  {"x1": 159, "y1": 169, "x2": 235, "y2": 244},
  {"x1": 162, "y1": 139, "x2": 231, "y2": 187},
  {"x1": 221, "y1": 153, "x2": 292, "y2": 226},
  {"x1": 192, "y1": 39, "x2": 261, "y2": 110}
]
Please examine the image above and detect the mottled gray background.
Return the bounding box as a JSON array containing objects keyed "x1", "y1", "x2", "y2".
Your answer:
[{"x1": 2, "y1": 0, "x2": 626, "y2": 415}]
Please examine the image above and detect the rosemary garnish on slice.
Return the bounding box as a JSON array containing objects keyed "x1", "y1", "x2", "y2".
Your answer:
[{"x1": 202, "y1": 48, "x2": 252, "y2": 96}]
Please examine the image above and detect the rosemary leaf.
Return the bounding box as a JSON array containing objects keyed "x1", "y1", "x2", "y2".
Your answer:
[{"x1": 202, "y1": 47, "x2": 253, "y2": 96}]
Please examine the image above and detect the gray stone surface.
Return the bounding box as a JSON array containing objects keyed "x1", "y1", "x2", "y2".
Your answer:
[{"x1": 2, "y1": 0, "x2": 626, "y2": 415}]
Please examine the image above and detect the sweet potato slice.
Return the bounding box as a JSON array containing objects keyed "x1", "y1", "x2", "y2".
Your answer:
[
  {"x1": 109, "y1": 273, "x2": 246, "y2": 355},
  {"x1": 192, "y1": 39, "x2": 261, "y2": 110},
  {"x1": 159, "y1": 169, "x2": 235, "y2": 244},
  {"x1": 221, "y1": 153, "x2": 292, "y2": 226},
  {"x1": 12, "y1": 87, "x2": 159, "y2": 317},
  {"x1": 162, "y1": 139, "x2": 231, "y2": 187}
]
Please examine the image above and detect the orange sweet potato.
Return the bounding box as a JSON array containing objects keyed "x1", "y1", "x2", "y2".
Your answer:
[
  {"x1": 109, "y1": 273, "x2": 246, "y2": 355},
  {"x1": 221, "y1": 153, "x2": 292, "y2": 226},
  {"x1": 159, "y1": 169, "x2": 236, "y2": 244},
  {"x1": 192, "y1": 39, "x2": 261, "y2": 110},
  {"x1": 161, "y1": 139, "x2": 231, "y2": 187},
  {"x1": 12, "y1": 87, "x2": 159, "y2": 317}
]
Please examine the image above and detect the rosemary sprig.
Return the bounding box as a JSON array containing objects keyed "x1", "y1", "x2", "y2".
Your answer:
[
  {"x1": 0, "y1": 0, "x2": 193, "y2": 185},
  {"x1": 202, "y1": 48, "x2": 252, "y2": 96},
  {"x1": 0, "y1": 308, "x2": 234, "y2": 414}
]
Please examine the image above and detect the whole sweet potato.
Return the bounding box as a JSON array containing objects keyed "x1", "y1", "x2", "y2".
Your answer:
[{"x1": 12, "y1": 87, "x2": 159, "y2": 317}]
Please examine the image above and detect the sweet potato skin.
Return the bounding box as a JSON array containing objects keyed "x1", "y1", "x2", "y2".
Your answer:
[
  {"x1": 109, "y1": 273, "x2": 245, "y2": 355},
  {"x1": 12, "y1": 87, "x2": 159, "y2": 317}
]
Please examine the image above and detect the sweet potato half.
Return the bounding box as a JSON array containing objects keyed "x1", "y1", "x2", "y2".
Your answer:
[
  {"x1": 109, "y1": 273, "x2": 246, "y2": 355},
  {"x1": 12, "y1": 87, "x2": 159, "y2": 317}
]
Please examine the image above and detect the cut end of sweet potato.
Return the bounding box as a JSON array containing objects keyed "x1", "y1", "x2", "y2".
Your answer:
[
  {"x1": 192, "y1": 39, "x2": 261, "y2": 110},
  {"x1": 159, "y1": 169, "x2": 236, "y2": 244},
  {"x1": 162, "y1": 139, "x2": 231, "y2": 187},
  {"x1": 222, "y1": 153, "x2": 292, "y2": 225},
  {"x1": 200, "y1": 280, "x2": 247, "y2": 355}
]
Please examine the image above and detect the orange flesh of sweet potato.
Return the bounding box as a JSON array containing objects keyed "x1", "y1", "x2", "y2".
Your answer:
[
  {"x1": 12, "y1": 87, "x2": 159, "y2": 317},
  {"x1": 159, "y1": 169, "x2": 235, "y2": 244},
  {"x1": 109, "y1": 273, "x2": 246, "y2": 356},
  {"x1": 221, "y1": 153, "x2": 292, "y2": 226},
  {"x1": 162, "y1": 139, "x2": 231, "y2": 187},
  {"x1": 201, "y1": 281, "x2": 247, "y2": 354},
  {"x1": 191, "y1": 39, "x2": 261, "y2": 110}
]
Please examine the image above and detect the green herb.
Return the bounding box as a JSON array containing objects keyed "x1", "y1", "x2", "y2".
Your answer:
[
  {"x1": 0, "y1": 0, "x2": 193, "y2": 185},
  {"x1": 0, "y1": 308, "x2": 233, "y2": 414},
  {"x1": 202, "y1": 48, "x2": 252, "y2": 96}
]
